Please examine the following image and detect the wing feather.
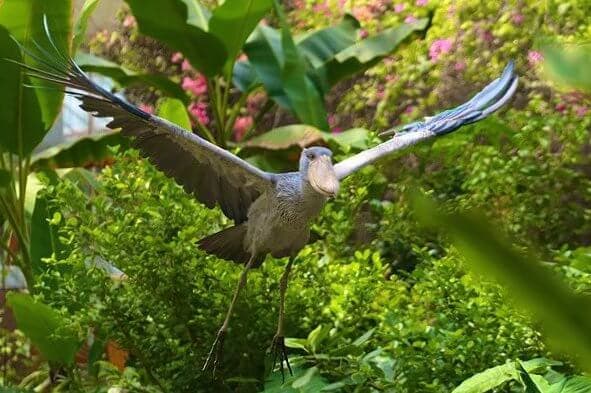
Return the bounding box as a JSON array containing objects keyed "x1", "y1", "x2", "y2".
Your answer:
[
  {"x1": 334, "y1": 61, "x2": 518, "y2": 180},
  {"x1": 19, "y1": 41, "x2": 275, "y2": 223}
]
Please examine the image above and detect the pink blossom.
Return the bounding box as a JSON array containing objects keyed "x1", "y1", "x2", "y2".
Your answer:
[
  {"x1": 139, "y1": 103, "x2": 154, "y2": 114},
  {"x1": 188, "y1": 102, "x2": 209, "y2": 125},
  {"x1": 527, "y1": 50, "x2": 543, "y2": 66},
  {"x1": 454, "y1": 61, "x2": 466, "y2": 72},
  {"x1": 123, "y1": 15, "x2": 136, "y2": 28},
  {"x1": 429, "y1": 38, "x2": 453, "y2": 61},
  {"x1": 182, "y1": 75, "x2": 207, "y2": 96},
  {"x1": 555, "y1": 102, "x2": 567, "y2": 113},
  {"x1": 233, "y1": 116, "x2": 253, "y2": 141},
  {"x1": 576, "y1": 106, "x2": 589, "y2": 117},
  {"x1": 394, "y1": 3, "x2": 405, "y2": 13},
  {"x1": 331, "y1": 127, "x2": 343, "y2": 134},
  {"x1": 416, "y1": 0, "x2": 428, "y2": 6},
  {"x1": 512, "y1": 13, "x2": 524, "y2": 25},
  {"x1": 247, "y1": 92, "x2": 266, "y2": 114},
  {"x1": 353, "y1": 6, "x2": 374, "y2": 21},
  {"x1": 359, "y1": 28, "x2": 369, "y2": 39},
  {"x1": 404, "y1": 105, "x2": 415, "y2": 114},
  {"x1": 479, "y1": 29, "x2": 494, "y2": 43},
  {"x1": 181, "y1": 59, "x2": 193, "y2": 72},
  {"x1": 404, "y1": 15, "x2": 418, "y2": 24},
  {"x1": 171, "y1": 52, "x2": 183, "y2": 63}
]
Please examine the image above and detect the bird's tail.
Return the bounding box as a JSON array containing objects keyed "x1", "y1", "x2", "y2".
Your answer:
[{"x1": 198, "y1": 225, "x2": 263, "y2": 267}]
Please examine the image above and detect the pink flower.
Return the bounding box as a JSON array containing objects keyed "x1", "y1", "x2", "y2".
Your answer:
[
  {"x1": 404, "y1": 15, "x2": 418, "y2": 24},
  {"x1": 416, "y1": 0, "x2": 428, "y2": 6},
  {"x1": 123, "y1": 15, "x2": 136, "y2": 28},
  {"x1": 188, "y1": 102, "x2": 209, "y2": 125},
  {"x1": 353, "y1": 6, "x2": 374, "y2": 21},
  {"x1": 454, "y1": 61, "x2": 466, "y2": 72},
  {"x1": 171, "y1": 52, "x2": 183, "y2": 63},
  {"x1": 394, "y1": 3, "x2": 405, "y2": 13},
  {"x1": 429, "y1": 38, "x2": 453, "y2": 61},
  {"x1": 233, "y1": 116, "x2": 253, "y2": 141},
  {"x1": 576, "y1": 106, "x2": 588, "y2": 117},
  {"x1": 555, "y1": 102, "x2": 567, "y2": 113},
  {"x1": 359, "y1": 28, "x2": 369, "y2": 39},
  {"x1": 404, "y1": 105, "x2": 415, "y2": 114},
  {"x1": 182, "y1": 75, "x2": 207, "y2": 96},
  {"x1": 139, "y1": 103, "x2": 154, "y2": 114},
  {"x1": 479, "y1": 29, "x2": 494, "y2": 43},
  {"x1": 181, "y1": 59, "x2": 193, "y2": 72},
  {"x1": 512, "y1": 13, "x2": 524, "y2": 25},
  {"x1": 247, "y1": 92, "x2": 266, "y2": 114},
  {"x1": 527, "y1": 50, "x2": 543, "y2": 66}
]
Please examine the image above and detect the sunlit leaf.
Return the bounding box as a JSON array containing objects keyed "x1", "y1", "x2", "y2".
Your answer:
[
  {"x1": 72, "y1": 0, "x2": 100, "y2": 51},
  {"x1": 542, "y1": 42, "x2": 591, "y2": 93},
  {"x1": 156, "y1": 97, "x2": 192, "y2": 130},
  {"x1": 6, "y1": 292, "x2": 80, "y2": 365}
]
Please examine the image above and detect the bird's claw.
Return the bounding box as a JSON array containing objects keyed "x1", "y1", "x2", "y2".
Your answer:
[
  {"x1": 271, "y1": 335, "x2": 293, "y2": 383},
  {"x1": 202, "y1": 329, "x2": 226, "y2": 378}
]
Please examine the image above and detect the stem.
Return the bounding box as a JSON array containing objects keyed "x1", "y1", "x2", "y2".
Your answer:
[
  {"x1": 0, "y1": 195, "x2": 33, "y2": 289},
  {"x1": 190, "y1": 113, "x2": 218, "y2": 144},
  {"x1": 224, "y1": 92, "x2": 249, "y2": 138},
  {"x1": 242, "y1": 99, "x2": 275, "y2": 141},
  {"x1": 207, "y1": 78, "x2": 224, "y2": 145}
]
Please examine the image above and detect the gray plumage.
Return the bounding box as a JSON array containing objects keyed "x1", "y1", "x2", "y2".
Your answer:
[{"x1": 14, "y1": 30, "x2": 518, "y2": 268}]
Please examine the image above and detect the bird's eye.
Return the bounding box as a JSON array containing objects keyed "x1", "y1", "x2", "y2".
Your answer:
[{"x1": 307, "y1": 153, "x2": 315, "y2": 160}]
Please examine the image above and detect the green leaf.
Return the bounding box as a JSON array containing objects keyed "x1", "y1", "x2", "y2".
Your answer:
[
  {"x1": 296, "y1": 14, "x2": 360, "y2": 92},
  {"x1": 209, "y1": 0, "x2": 272, "y2": 73},
  {"x1": 125, "y1": 0, "x2": 227, "y2": 77},
  {"x1": 180, "y1": 0, "x2": 211, "y2": 30},
  {"x1": 232, "y1": 60, "x2": 259, "y2": 92},
  {"x1": 30, "y1": 186, "x2": 62, "y2": 276},
  {"x1": 72, "y1": 0, "x2": 100, "y2": 52},
  {"x1": 75, "y1": 52, "x2": 190, "y2": 104},
  {"x1": 326, "y1": 128, "x2": 371, "y2": 150},
  {"x1": 275, "y1": 1, "x2": 328, "y2": 130},
  {"x1": 285, "y1": 338, "x2": 309, "y2": 352},
  {"x1": 542, "y1": 42, "x2": 591, "y2": 94},
  {"x1": 0, "y1": 26, "x2": 43, "y2": 156},
  {"x1": 0, "y1": 169, "x2": 11, "y2": 188},
  {"x1": 548, "y1": 376, "x2": 591, "y2": 393},
  {"x1": 244, "y1": 124, "x2": 323, "y2": 150},
  {"x1": 452, "y1": 359, "x2": 562, "y2": 393},
  {"x1": 6, "y1": 292, "x2": 80, "y2": 365},
  {"x1": 0, "y1": 0, "x2": 72, "y2": 131},
  {"x1": 323, "y1": 18, "x2": 429, "y2": 87},
  {"x1": 243, "y1": 25, "x2": 291, "y2": 108},
  {"x1": 156, "y1": 97, "x2": 192, "y2": 130},
  {"x1": 31, "y1": 131, "x2": 128, "y2": 170},
  {"x1": 413, "y1": 193, "x2": 591, "y2": 372}
]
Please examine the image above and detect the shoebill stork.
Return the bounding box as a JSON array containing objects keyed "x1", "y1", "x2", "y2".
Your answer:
[{"x1": 14, "y1": 31, "x2": 517, "y2": 376}]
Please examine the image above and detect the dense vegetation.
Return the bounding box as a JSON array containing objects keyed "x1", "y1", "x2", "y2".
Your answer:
[{"x1": 1, "y1": 0, "x2": 591, "y2": 392}]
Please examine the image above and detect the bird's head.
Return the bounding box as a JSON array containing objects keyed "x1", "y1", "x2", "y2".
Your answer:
[{"x1": 299, "y1": 146, "x2": 339, "y2": 198}]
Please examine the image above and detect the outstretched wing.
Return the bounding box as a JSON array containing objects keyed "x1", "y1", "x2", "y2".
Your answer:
[
  {"x1": 334, "y1": 61, "x2": 518, "y2": 180},
  {"x1": 15, "y1": 24, "x2": 274, "y2": 223}
]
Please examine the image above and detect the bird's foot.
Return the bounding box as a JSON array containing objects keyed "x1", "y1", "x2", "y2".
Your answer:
[
  {"x1": 271, "y1": 335, "x2": 293, "y2": 383},
  {"x1": 202, "y1": 328, "x2": 226, "y2": 378}
]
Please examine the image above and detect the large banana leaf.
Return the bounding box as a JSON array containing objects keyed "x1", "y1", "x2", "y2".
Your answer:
[
  {"x1": 72, "y1": 0, "x2": 99, "y2": 51},
  {"x1": 75, "y1": 52, "x2": 190, "y2": 104},
  {"x1": 7, "y1": 292, "x2": 80, "y2": 365},
  {"x1": 209, "y1": 0, "x2": 272, "y2": 73},
  {"x1": 31, "y1": 131, "x2": 128, "y2": 170},
  {"x1": 275, "y1": 1, "x2": 328, "y2": 130},
  {"x1": 125, "y1": 0, "x2": 226, "y2": 77},
  {"x1": 322, "y1": 18, "x2": 429, "y2": 87},
  {"x1": 156, "y1": 97, "x2": 192, "y2": 130},
  {"x1": 0, "y1": 27, "x2": 43, "y2": 156},
  {"x1": 0, "y1": 0, "x2": 72, "y2": 155}
]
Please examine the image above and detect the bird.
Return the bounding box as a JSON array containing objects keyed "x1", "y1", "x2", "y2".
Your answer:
[{"x1": 12, "y1": 21, "x2": 518, "y2": 379}]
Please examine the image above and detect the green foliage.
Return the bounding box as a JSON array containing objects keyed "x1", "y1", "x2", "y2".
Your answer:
[{"x1": 6, "y1": 292, "x2": 80, "y2": 365}]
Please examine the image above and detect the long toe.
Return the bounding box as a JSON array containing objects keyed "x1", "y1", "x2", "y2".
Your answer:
[
  {"x1": 202, "y1": 329, "x2": 226, "y2": 378},
  {"x1": 271, "y1": 335, "x2": 293, "y2": 383}
]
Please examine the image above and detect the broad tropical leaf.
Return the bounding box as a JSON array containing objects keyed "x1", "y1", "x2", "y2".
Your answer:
[
  {"x1": 180, "y1": 0, "x2": 211, "y2": 30},
  {"x1": 72, "y1": 0, "x2": 100, "y2": 51},
  {"x1": 156, "y1": 97, "x2": 192, "y2": 130},
  {"x1": 0, "y1": 0, "x2": 72, "y2": 130},
  {"x1": 125, "y1": 0, "x2": 226, "y2": 77},
  {"x1": 76, "y1": 52, "x2": 190, "y2": 103},
  {"x1": 275, "y1": 1, "x2": 328, "y2": 130},
  {"x1": 31, "y1": 131, "x2": 127, "y2": 170},
  {"x1": 323, "y1": 18, "x2": 429, "y2": 87},
  {"x1": 0, "y1": 27, "x2": 43, "y2": 156},
  {"x1": 6, "y1": 292, "x2": 80, "y2": 365},
  {"x1": 542, "y1": 42, "x2": 591, "y2": 94},
  {"x1": 209, "y1": 0, "x2": 272, "y2": 73}
]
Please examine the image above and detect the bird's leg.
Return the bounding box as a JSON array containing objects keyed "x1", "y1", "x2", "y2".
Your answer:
[
  {"x1": 203, "y1": 255, "x2": 256, "y2": 376},
  {"x1": 271, "y1": 257, "x2": 294, "y2": 381}
]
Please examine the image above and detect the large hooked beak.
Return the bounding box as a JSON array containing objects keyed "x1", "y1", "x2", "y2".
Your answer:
[{"x1": 308, "y1": 155, "x2": 340, "y2": 197}]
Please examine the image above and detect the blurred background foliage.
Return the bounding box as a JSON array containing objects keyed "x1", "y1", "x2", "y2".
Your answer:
[{"x1": 1, "y1": 0, "x2": 591, "y2": 392}]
